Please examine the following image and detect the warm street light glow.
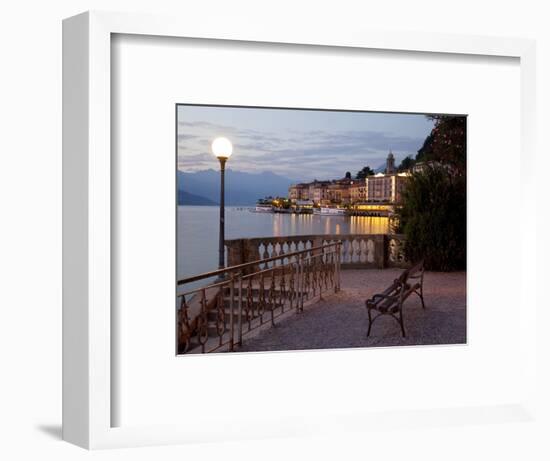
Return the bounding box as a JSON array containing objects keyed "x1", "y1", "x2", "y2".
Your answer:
[
  {"x1": 210, "y1": 136, "x2": 233, "y2": 272},
  {"x1": 211, "y1": 137, "x2": 233, "y2": 159}
]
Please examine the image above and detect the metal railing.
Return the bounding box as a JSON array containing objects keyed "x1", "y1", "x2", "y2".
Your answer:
[{"x1": 176, "y1": 241, "x2": 342, "y2": 354}]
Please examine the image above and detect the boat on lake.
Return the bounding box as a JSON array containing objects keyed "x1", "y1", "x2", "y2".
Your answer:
[
  {"x1": 273, "y1": 207, "x2": 292, "y2": 214},
  {"x1": 313, "y1": 207, "x2": 347, "y2": 216},
  {"x1": 294, "y1": 207, "x2": 313, "y2": 214},
  {"x1": 254, "y1": 204, "x2": 273, "y2": 213}
]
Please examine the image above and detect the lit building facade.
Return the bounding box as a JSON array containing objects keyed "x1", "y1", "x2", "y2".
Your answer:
[
  {"x1": 310, "y1": 181, "x2": 330, "y2": 205},
  {"x1": 288, "y1": 152, "x2": 410, "y2": 206},
  {"x1": 362, "y1": 152, "x2": 409, "y2": 203},
  {"x1": 365, "y1": 173, "x2": 409, "y2": 203},
  {"x1": 326, "y1": 180, "x2": 352, "y2": 205},
  {"x1": 288, "y1": 183, "x2": 309, "y2": 202},
  {"x1": 350, "y1": 179, "x2": 367, "y2": 203}
]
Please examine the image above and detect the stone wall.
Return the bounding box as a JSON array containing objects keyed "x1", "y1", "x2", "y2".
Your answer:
[{"x1": 226, "y1": 234, "x2": 409, "y2": 270}]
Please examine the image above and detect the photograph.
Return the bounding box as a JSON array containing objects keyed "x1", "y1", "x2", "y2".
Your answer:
[{"x1": 176, "y1": 104, "x2": 467, "y2": 354}]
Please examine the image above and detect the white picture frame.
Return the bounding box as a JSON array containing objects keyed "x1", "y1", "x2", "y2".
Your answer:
[{"x1": 62, "y1": 10, "x2": 537, "y2": 449}]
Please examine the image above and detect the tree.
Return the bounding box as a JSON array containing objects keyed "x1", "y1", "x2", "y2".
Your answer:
[
  {"x1": 416, "y1": 132, "x2": 434, "y2": 163},
  {"x1": 416, "y1": 115, "x2": 466, "y2": 174},
  {"x1": 345, "y1": 171, "x2": 352, "y2": 179},
  {"x1": 396, "y1": 166, "x2": 466, "y2": 271},
  {"x1": 398, "y1": 156, "x2": 415, "y2": 172},
  {"x1": 396, "y1": 114, "x2": 467, "y2": 271},
  {"x1": 356, "y1": 166, "x2": 375, "y2": 179}
]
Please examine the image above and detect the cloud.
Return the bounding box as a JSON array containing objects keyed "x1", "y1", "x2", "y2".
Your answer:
[{"x1": 177, "y1": 120, "x2": 429, "y2": 180}]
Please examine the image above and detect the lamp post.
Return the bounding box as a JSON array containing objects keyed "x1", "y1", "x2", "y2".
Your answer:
[{"x1": 211, "y1": 137, "x2": 233, "y2": 272}]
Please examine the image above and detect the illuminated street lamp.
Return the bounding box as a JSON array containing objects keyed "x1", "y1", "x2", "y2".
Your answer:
[{"x1": 211, "y1": 137, "x2": 233, "y2": 271}]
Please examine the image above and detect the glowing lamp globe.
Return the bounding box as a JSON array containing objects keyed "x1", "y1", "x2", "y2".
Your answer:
[{"x1": 211, "y1": 137, "x2": 233, "y2": 160}]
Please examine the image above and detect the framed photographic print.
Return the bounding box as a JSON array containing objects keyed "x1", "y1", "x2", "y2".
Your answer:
[
  {"x1": 63, "y1": 11, "x2": 537, "y2": 449},
  {"x1": 175, "y1": 104, "x2": 467, "y2": 355}
]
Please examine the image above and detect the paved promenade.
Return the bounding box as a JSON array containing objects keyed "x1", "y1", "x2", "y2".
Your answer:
[{"x1": 236, "y1": 269, "x2": 467, "y2": 352}]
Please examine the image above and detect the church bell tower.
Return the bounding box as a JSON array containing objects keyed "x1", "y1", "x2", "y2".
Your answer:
[{"x1": 385, "y1": 150, "x2": 396, "y2": 174}]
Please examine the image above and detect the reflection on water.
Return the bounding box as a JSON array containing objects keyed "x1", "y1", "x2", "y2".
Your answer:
[
  {"x1": 177, "y1": 206, "x2": 390, "y2": 280},
  {"x1": 349, "y1": 215, "x2": 390, "y2": 234}
]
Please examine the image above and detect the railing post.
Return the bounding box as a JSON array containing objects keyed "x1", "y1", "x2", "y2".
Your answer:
[
  {"x1": 297, "y1": 254, "x2": 301, "y2": 304},
  {"x1": 270, "y1": 268, "x2": 276, "y2": 326},
  {"x1": 229, "y1": 276, "x2": 235, "y2": 351},
  {"x1": 199, "y1": 288, "x2": 207, "y2": 354},
  {"x1": 298, "y1": 253, "x2": 304, "y2": 312},
  {"x1": 238, "y1": 275, "x2": 243, "y2": 346},
  {"x1": 335, "y1": 242, "x2": 341, "y2": 292}
]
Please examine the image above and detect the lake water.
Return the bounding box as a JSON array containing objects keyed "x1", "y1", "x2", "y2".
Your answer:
[{"x1": 177, "y1": 205, "x2": 389, "y2": 280}]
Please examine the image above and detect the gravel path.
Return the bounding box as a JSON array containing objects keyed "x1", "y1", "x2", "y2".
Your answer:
[{"x1": 236, "y1": 269, "x2": 467, "y2": 352}]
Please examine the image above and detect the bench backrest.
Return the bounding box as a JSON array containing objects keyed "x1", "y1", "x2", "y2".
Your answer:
[
  {"x1": 366, "y1": 260, "x2": 424, "y2": 312},
  {"x1": 395, "y1": 259, "x2": 423, "y2": 284},
  {"x1": 406, "y1": 259, "x2": 424, "y2": 281},
  {"x1": 396, "y1": 259, "x2": 424, "y2": 301}
]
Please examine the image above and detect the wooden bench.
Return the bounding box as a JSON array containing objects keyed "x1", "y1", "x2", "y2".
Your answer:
[{"x1": 365, "y1": 260, "x2": 425, "y2": 337}]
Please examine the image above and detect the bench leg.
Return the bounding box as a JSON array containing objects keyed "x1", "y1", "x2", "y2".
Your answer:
[
  {"x1": 399, "y1": 311, "x2": 406, "y2": 337},
  {"x1": 419, "y1": 275, "x2": 426, "y2": 309},
  {"x1": 419, "y1": 284, "x2": 425, "y2": 309},
  {"x1": 414, "y1": 286, "x2": 426, "y2": 309},
  {"x1": 367, "y1": 308, "x2": 372, "y2": 337}
]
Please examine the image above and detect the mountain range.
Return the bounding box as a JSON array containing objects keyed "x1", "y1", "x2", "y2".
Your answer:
[
  {"x1": 177, "y1": 169, "x2": 295, "y2": 206},
  {"x1": 177, "y1": 189, "x2": 218, "y2": 206}
]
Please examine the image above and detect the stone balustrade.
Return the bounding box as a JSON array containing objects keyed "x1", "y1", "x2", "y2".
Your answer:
[{"x1": 225, "y1": 234, "x2": 408, "y2": 270}]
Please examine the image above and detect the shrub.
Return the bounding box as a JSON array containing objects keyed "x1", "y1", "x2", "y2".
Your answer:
[{"x1": 396, "y1": 166, "x2": 466, "y2": 271}]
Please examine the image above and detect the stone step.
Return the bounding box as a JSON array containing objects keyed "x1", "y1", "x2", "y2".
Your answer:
[
  {"x1": 196, "y1": 308, "x2": 289, "y2": 349},
  {"x1": 221, "y1": 285, "x2": 298, "y2": 297},
  {"x1": 221, "y1": 289, "x2": 307, "y2": 302},
  {"x1": 222, "y1": 295, "x2": 296, "y2": 306},
  {"x1": 206, "y1": 301, "x2": 287, "y2": 322}
]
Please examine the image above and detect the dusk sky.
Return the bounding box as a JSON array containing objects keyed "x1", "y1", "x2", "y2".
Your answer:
[{"x1": 177, "y1": 105, "x2": 435, "y2": 181}]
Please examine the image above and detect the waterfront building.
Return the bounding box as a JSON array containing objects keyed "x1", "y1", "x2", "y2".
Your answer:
[
  {"x1": 288, "y1": 183, "x2": 310, "y2": 202},
  {"x1": 366, "y1": 171, "x2": 409, "y2": 203},
  {"x1": 363, "y1": 152, "x2": 410, "y2": 203},
  {"x1": 350, "y1": 179, "x2": 367, "y2": 203},
  {"x1": 392, "y1": 173, "x2": 409, "y2": 202},
  {"x1": 366, "y1": 174, "x2": 393, "y2": 202},
  {"x1": 288, "y1": 151, "x2": 409, "y2": 206},
  {"x1": 326, "y1": 178, "x2": 353, "y2": 205},
  {"x1": 310, "y1": 181, "x2": 331, "y2": 205}
]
